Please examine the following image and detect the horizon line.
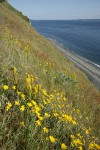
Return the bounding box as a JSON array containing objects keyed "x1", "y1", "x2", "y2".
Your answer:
[{"x1": 30, "y1": 18, "x2": 100, "y2": 21}]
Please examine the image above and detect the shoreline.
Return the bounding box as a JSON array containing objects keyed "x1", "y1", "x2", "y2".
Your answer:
[{"x1": 49, "y1": 39, "x2": 100, "y2": 90}]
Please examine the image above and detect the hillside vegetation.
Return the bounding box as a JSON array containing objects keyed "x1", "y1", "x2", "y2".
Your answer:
[{"x1": 0, "y1": 1, "x2": 100, "y2": 150}]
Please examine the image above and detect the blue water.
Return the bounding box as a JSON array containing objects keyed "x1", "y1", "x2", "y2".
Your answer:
[{"x1": 31, "y1": 20, "x2": 100, "y2": 66}]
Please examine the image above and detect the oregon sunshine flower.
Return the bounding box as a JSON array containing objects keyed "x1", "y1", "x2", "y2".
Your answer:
[
  {"x1": 61, "y1": 143, "x2": 67, "y2": 149},
  {"x1": 20, "y1": 105, "x2": 25, "y2": 111},
  {"x1": 49, "y1": 136, "x2": 56, "y2": 143},
  {"x1": 35, "y1": 120, "x2": 41, "y2": 126},
  {"x1": 3, "y1": 85, "x2": 9, "y2": 90},
  {"x1": 15, "y1": 100, "x2": 20, "y2": 106},
  {"x1": 6, "y1": 102, "x2": 12, "y2": 111},
  {"x1": 12, "y1": 85, "x2": 16, "y2": 90},
  {"x1": 43, "y1": 127, "x2": 49, "y2": 133},
  {"x1": 20, "y1": 121, "x2": 25, "y2": 127}
]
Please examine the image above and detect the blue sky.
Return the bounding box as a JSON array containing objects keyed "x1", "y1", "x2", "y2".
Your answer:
[{"x1": 8, "y1": 0, "x2": 100, "y2": 20}]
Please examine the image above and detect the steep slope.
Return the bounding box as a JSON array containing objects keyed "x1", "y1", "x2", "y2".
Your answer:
[
  {"x1": 0, "y1": 1, "x2": 100, "y2": 150},
  {"x1": 0, "y1": 1, "x2": 99, "y2": 96}
]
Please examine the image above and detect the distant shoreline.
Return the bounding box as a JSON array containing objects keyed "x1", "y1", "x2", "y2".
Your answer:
[
  {"x1": 49, "y1": 38, "x2": 100, "y2": 90},
  {"x1": 31, "y1": 20, "x2": 100, "y2": 66}
]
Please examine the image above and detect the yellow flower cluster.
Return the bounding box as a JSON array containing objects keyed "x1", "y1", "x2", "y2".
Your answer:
[
  {"x1": 6, "y1": 102, "x2": 12, "y2": 111},
  {"x1": 72, "y1": 138, "x2": 83, "y2": 147},
  {"x1": 61, "y1": 114, "x2": 77, "y2": 125},
  {"x1": 1, "y1": 70, "x2": 100, "y2": 150},
  {"x1": 61, "y1": 143, "x2": 67, "y2": 149},
  {"x1": 49, "y1": 136, "x2": 56, "y2": 143},
  {"x1": 89, "y1": 142, "x2": 100, "y2": 150},
  {"x1": 43, "y1": 127, "x2": 48, "y2": 133}
]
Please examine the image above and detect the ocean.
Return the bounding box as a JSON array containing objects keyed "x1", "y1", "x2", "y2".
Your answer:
[{"x1": 31, "y1": 20, "x2": 100, "y2": 67}]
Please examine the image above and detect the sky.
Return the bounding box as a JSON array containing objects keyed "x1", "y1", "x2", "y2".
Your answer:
[{"x1": 8, "y1": 0, "x2": 100, "y2": 20}]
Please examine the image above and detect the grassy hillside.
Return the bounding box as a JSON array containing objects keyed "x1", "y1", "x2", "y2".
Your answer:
[{"x1": 0, "y1": 1, "x2": 100, "y2": 150}]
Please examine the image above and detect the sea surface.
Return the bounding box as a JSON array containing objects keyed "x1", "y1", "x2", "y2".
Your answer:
[{"x1": 31, "y1": 20, "x2": 100, "y2": 67}]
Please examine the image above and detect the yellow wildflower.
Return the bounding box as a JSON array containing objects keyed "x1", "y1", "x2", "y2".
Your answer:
[
  {"x1": 20, "y1": 105, "x2": 25, "y2": 112},
  {"x1": 34, "y1": 105, "x2": 41, "y2": 112},
  {"x1": 12, "y1": 85, "x2": 16, "y2": 90},
  {"x1": 72, "y1": 138, "x2": 83, "y2": 146},
  {"x1": 20, "y1": 121, "x2": 25, "y2": 127},
  {"x1": 13, "y1": 67, "x2": 17, "y2": 75},
  {"x1": 31, "y1": 100, "x2": 37, "y2": 105},
  {"x1": 44, "y1": 113, "x2": 50, "y2": 117},
  {"x1": 42, "y1": 90, "x2": 48, "y2": 96},
  {"x1": 17, "y1": 91, "x2": 21, "y2": 95},
  {"x1": 15, "y1": 101, "x2": 20, "y2": 106},
  {"x1": 63, "y1": 97, "x2": 66, "y2": 101},
  {"x1": 79, "y1": 146, "x2": 83, "y2": 150},
  {"x1": 62, "y1": 114, "x2": 73, "y2": 122},
  {"x1": 70, "y1": 134, "x2": 75, "y2": 139},
  {"x1": 43, "y1": 127, "x2": 49, "y2": 133},
  {"x1": 61, "y1": 143, "x2": 67, "y2": 149},
  {"x1": 38, "y1": 116, "x2": 43, "y2": 121},
  {"x1": 85, "y1": 129, "x2": 89, "y2": 135},
  {"x1": 35, "y1": 111, "x2": 41, "y2": 117},
  {"x1": 72, "y1": 120, "x2": 77, "y2": 125},
  {"x1": 49, "y1": 136, "x2": 56, "y2": 143},
  {"x1": 21, "y1": 94, "x2": 25, "y2": 100},
  {"x1": 36, "y1": 120, "x2": 41, "y2": 126},
  {"x1": 3, "y1": 85, "x2": 9, "y2": 90},
  {"x1": 89, "y1": 142, "x2": 100, "y2": 149},
  {"x1": 77, "y1": 133, "x2": 82, "y2": 139},
  {"x1": 6, "y1": 102, "x2": 12, "y2": 111},
  {"x1": 53, "y1": 113, "x2": 58, "y2": 117},
  {"x1": 27, "y1": 102, "x2": 32, "y2": 107},
  {"x1": 26, "y1": 74, "x2": 32, "y2": 90}
]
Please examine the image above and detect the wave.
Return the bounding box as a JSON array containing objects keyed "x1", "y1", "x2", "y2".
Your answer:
[
  {"x1": 72, "y1": 52, "x2": 100, "y2": 69},
  {"x1": 67, "y1": 49, "x2": 100, "y2": 70}
]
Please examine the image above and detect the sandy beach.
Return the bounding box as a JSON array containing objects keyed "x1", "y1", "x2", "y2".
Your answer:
[{"x1": 50, "y1": 39, "x2": 100, "y2": 90}]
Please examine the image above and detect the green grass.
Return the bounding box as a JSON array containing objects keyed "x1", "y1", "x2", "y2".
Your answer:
[
  {"x1": 0, "y1": 1, "x2": 100, "y2": 150},
  {"x1": 0, "y1": 1, "x2": 30, "y2": 23}
]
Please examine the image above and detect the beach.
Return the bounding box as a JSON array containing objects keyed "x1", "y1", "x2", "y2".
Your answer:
[{"x1": 50, "y1": 39, "x2": 100, "y2": 90}]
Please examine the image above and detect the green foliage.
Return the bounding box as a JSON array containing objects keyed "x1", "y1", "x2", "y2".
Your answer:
[{"x1": 55, "y1": 72, "x2": 78, "y2": 85}]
